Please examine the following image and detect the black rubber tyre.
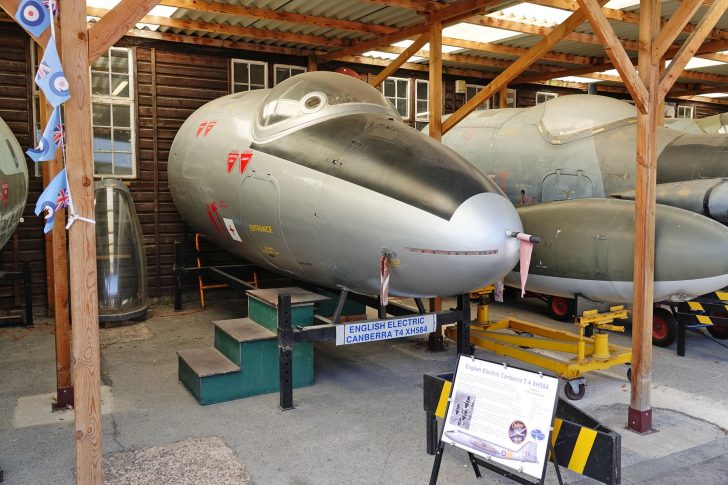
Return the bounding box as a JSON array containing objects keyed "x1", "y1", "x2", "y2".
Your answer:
[
  {"x1": 548, "y1": 296, "x2": 574, "y2": 322},
  {"x1": 706, "y1": 313, "x2": 728, "y2": 339},
  {"x1": 564, "y1": 382, "x2": 586, "y2": 401},
  {"x1": 652, "y1": 307, "x2": 677, "y2": 347},
  {"x1": 626, "y1": 367, "x2": 632, "y2": 383}
]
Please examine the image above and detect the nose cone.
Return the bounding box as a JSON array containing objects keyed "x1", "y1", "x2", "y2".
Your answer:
[
  {"x1": 655, "y1": 206, "x2": 728, "y2": 301},
  {"x1": 391, "y1": 193, "x2": 522, "y2": 297}
]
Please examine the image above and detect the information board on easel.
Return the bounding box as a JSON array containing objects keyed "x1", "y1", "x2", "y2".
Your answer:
[{"x1": 430, "y1": 355, "x2": 560, "y2": 485}]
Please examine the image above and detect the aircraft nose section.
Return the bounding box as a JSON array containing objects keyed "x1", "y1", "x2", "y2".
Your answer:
[{"x1": 393, "y1": 192, "x2": 522, "y2": 297}]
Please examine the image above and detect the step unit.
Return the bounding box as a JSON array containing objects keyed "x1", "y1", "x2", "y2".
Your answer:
[{"x1": 178, "y1": 287, "x2": 329, "y2": 405}]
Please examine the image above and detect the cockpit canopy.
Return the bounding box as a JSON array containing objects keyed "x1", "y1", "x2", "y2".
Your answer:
[
  {"x1": 540, "y1": 94, "x2": 637, "y2": 136},
  {"x1": 254, "y1": 72, "x2": 401, "y2": 140}
]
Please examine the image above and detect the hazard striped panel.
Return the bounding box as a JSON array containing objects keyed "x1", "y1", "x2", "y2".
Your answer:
[{"x1": 424, "y1": 373, "x2": 620, "y2": 485}]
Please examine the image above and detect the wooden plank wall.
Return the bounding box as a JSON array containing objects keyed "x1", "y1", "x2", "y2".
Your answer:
[
  {"x1": 133, "y1": 47, "x2": 230, "y2": 298},
  {"x1": 0, "y1": 25, "x2": 46, "y2": 307}
]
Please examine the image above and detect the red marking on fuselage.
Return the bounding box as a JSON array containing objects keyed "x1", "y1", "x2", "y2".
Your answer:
[
  {"x1": 196, "y1": 120, "x2": 217, "y2": 137},
  {"x1": 227, "y1": 151, "x2": 239, "y2": 173},
  {"x1": 239, "y1": 152, "x2": 253, "y2": 173}
]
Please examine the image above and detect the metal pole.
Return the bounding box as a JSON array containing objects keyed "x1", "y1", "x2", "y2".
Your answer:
[{"x1": 278, "y1": 294, "x2": 294, "y2": 410}]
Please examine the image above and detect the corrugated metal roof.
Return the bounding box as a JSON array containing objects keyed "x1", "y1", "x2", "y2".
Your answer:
[{"x1": 112, "y1": 0, "x2": 728, "y2": 93}]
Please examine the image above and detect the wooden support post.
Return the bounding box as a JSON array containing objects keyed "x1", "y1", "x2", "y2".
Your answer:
[
  {"x1": 60, "y1": 0, "x2": 103, "y2": 481},
  {"x1": 87, "y1": 0, "x2": 161, "y2": 63},
  {"x1": 629, "y1": 0, "x2": 660, "y2": 434},
  {"x1": 426, "y1": 22, "x2": 444, "y2": 352},
  {"x1": 428, "y1": 22, "x2": 442, "y2": 141},
  {"x1": 307, "y1": 55, "x2": 317, "y2": 72},
  {"x1": 37, "y1": 40, "x2": 73, "y2": 409},
  {"x1": 499, "y1": 86, "x2": 508, "y2": 108}
]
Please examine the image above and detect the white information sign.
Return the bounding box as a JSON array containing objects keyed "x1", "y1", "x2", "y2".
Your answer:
[
  {"x1": 335, "y1": 314, "x2": 436, "y2": 345},
  {"x1": 441, "y1": 356, "x2": 559, "y2": 480}
]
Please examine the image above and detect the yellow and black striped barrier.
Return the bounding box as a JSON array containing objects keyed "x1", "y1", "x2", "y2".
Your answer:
[{"x1": 424, "y1": 373, "x2": 620, "y2": 485}]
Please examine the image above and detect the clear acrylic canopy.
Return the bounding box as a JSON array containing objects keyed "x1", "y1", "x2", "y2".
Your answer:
[
  {"x1": 254, "y1": 71, "x2": 400, "y2": 140},
  {"x1": 95, "y1": 178, "x2": 148, "y2": 321}
]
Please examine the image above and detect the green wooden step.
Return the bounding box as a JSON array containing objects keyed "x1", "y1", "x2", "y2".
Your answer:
[
  {"x1": 246, "y1": 287, "x2": 329, "y2": 331},
  {"x1": 177, "y1": 347, "x2": 240, "y2": 405}
]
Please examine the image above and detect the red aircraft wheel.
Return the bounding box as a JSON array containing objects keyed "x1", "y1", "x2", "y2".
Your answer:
[
  {"x1": 652, "y1": 307, "x2": 676, "y2": 347},
  {"x1": 548, "y1": 296, "x2": 574, "y2": 322}
]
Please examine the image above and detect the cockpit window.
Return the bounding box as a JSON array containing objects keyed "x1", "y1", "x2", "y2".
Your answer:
[{"x1": 255, "y1": 72, "x2": 400, "y2": 139}]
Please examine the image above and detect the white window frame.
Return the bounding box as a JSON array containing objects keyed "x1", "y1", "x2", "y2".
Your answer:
[
  {"x1": 677, "y1": 105, "x2": 694, "y2": 119},
  {"x1": 231, "y1": 59, "x2": 268, "y2": 92},
  {"x1": 415, "y1": 79, "x2": 429, "y2": 121},
  {"x1": 273, "y1": 63, "x2": 306, "y2": 86},
  {"x1": 90, "y1": 47, "x2": 136, "y2": 179},
  {"x1": 465, "y1": 83, "x2": 490, "y2": 110},
  {"x1": 504, "y1": 88, "x2": 517, "y2": 108},
  {"x1": 383, "y1": 76, "x2": 411, "y2": 120},
  {"x1": 536, "y1": 91, "x2": 558, "y2": 104}
]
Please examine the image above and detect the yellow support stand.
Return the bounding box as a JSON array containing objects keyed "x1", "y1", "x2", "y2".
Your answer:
[{"x1": 444, "y1": 303, "x2": 631, "y2": 400}]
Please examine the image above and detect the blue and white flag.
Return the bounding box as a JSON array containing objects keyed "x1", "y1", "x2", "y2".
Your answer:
[
  {"x1": 35, "y1": 168, "x2": 70, "y2": 233},
  {"x1": 27, "y1": 105, "x2": 63, "y2": 162},
  {"x1": 35, "y1": 40, "x2": 70, "y2": 107},
  {"x1": 15, "y1": 0, "x2": 50, "y2": 39}
]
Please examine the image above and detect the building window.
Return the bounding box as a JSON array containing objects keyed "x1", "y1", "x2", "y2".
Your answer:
[
  {"x1": 231, "y1": 59, "x2": 267, "y2": 92},
  {"x1": 504, "y1": 88, "x2": 517, "y2": 108},
  {"x1": 415, "y1": 79, "x2": 429, "y2": 130},
  {"x1": 465, "y1": 84, "x2": 490, "y2": 110},
  {"x1": 536, "y1": 91, "x2": 557, "y2": 104},
  {"x1": 90, "y1": 47, "x2": 135, "y2": 178},
  {"x1": 274, "y1": 64, "x2": 306, "y2": 85},
  {"x1": 383, "y1": 77, "x2": 410, "y2": 119},
  {"x1": 677, "y1": 105, "x2": 694, "y2": 119}
]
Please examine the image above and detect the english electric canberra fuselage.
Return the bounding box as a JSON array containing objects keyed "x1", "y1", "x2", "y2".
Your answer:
[{"x1": 169, "y1": 72, "x2": 522, "y2": 298}]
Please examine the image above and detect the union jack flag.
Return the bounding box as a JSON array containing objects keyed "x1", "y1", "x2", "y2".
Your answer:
[
  {"x1": 55, "y1": 189, "x2": 69, "y2": 209},
  {"x1": 53, "y1": 124, "x2": 64, "y2": 145},
  {"x1": 36, "y1": 60, "x2": 51, "y2": 79},
  {"x1": 42, "y1": 0, "x2": 58, "y2": 16}
]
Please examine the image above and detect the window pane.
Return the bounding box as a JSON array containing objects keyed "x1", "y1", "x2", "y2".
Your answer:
[
  {"x1": 384, "y1": 80, "x2": 395, "y2": 97},
  {"x1": 276, "y1": 67, "x2": 289, "y2": 84},
  {"x1": 250, "y1": 64, "x2": 265, "y2": 86},
  {"x1": 91, "y1": 72, "x2": 110, "y2": 96},
  {"x1": 396, "y1": 99, "x2": 406, "y2": 116},
  {"x1": 92, "y1": 103, "x2": 111, "y2": 127},
  {"x1": 94, "y1": 152, "x2": 113, "y2": 175},
  {"x1": 397, "y1": 80, "x2": 407, "y2": 92},
  {"x1": 92, "y1": 54, "x2": 110, "y2": 72},
  {"x1": 115, "y1": 153, "x2": 133, "y2": 176},
  {"x1": 417, "y1": 81, "x2": 427, "y2": 99},
  {"x1": 110, "y1": 74, "x2": 130, "y2": 97},
  {"x1": 93, "y1": 127, "x2": 112, "y2": 151},
  {"x1": 233, "y1": 83, "x2": 249, "y2": 93},
  {"x1": 234, "y1": 62, "x2": 249, "y2": 84},
  {"x1": 112, "y1": 105, "x2": 131, "y2": 127},
  {"x1": 110, "y1": 50, "x2": 129, "y2": 74},
  {"x1": 113, "y1": 129, "x2": 132, "y2": 152}
]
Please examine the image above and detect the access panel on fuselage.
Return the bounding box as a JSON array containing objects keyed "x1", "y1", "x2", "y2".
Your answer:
[
  {"x1": 240, "y1": 174, "x2": 300, "y2": 274},
  {"x1": 541, "y1": 170, "x2": 593, "y2": 202}
]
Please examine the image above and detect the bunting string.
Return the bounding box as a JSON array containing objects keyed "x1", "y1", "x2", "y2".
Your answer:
[{"x1": 29, "y1": 0, "x2": 95, "y2": 233}]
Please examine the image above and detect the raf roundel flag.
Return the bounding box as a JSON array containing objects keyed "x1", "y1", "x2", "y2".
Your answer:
[
  {"x1": 15, "y1": 0, "x2": 50, "y2": 39},
  {"x1": 35, "y1": 168, "x2": 69, "y2": 234},
  {"x1": 35, "y1": 40, "x2": 70, "y2": 107},
  {"x1": 27, "y1": 105, "x2": 62, "y2": 162}
]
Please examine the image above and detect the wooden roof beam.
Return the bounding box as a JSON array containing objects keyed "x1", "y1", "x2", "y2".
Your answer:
[
  {"x1": 652, "y1": 0, "x2": 704, "y2": 61},
  {"x1": 88, "y1": 0, "x2": 161, "y2": 63},
  {"x1": 123, "y1": 28, "x2": 317, "y2": 56},
  {"x1": 531, "y1": 0, "x2": 728, "y2": 42},
  {"x1": 364, "y1": 0, "x2": 446, "y2": 12},
  {"x1": 659, "y1": 0, "x2": 728, "y2": 98},
  {"x1": 441, "y1": 36, "x2": 594, "y2": 65},
  {"x1": 334, "y1": 54, "x2": 496, "y2": 79},
  {"x1": 86, "y1": 6, "x2": 349, "y2": 47},
  {"x1": 158, "y1": 0, "x2": 397, "y2": 35},
  {"x1": 442, "y1": 1, "x2": 606, "y2": 134},
  {"x1": 465, "y1": 13, "x2": 640, "y2": 50},
  {"x1": 369, "y1": 32, "x2": 429, "y2": 87},
  {"x1": 0, "y1": 0, "x2": 53, "y2": 46},
  {"x1": 318, "y1": 0, "x2": 501, "y2": 62},
  {"x1": 577, "y1": 0, "x2": 648, "y2": 112}
]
